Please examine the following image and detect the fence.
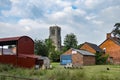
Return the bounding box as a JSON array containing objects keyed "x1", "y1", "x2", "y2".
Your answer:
[{"x1": 0, "y1": 74, "x2": 39, "y2": 80}]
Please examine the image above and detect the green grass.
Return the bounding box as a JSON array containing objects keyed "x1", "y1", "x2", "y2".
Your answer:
[{"x1": 0, "y1": 63, "x2": 120, "y2": 80}]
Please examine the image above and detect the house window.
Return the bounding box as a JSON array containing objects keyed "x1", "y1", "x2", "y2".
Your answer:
[{"x1": 109, "y1": 57, "x2": 113, "y2": 64}]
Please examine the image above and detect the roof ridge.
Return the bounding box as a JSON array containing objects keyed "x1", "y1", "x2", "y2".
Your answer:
[
  {"x1": 85, "y1": 42, "x2": 102, "y2": 52},
  {"x1": 72, "y1": 48, "x2": 95, "y2": 56}
]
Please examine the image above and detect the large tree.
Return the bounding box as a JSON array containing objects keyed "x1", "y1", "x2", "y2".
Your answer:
[
  {"x1": 63, "y1": 33, "x2": 78, "y2": 51},
  {"x1": 34, "y1": 39, "x2": 55, "y2": 57},
  {"x1": 34, "y1": 39, "x2": 49, "y2": 56},
  {"x1": 112, "y1": 23, "x2": 120, "y2": 38},
  {"x1": 34, "y1": 39, "x2": 62, "y2": 62}
]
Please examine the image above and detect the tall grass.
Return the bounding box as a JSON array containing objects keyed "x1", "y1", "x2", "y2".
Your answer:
[{"x1": 0, "y1": 63, "x2": 120, "y2": 80}]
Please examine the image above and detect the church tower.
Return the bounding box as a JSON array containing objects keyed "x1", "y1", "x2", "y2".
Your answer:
[{"x1": 49, "y1": 25, "x2": 61, "y2": 51}]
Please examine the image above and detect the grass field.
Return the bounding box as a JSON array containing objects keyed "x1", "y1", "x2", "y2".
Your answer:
[{"x1": 0, "y1": 63, "x2": 120, "y2": 80}]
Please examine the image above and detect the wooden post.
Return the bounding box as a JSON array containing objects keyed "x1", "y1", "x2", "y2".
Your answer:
[{"x1": 1, "y1": 46, "x2": 3, "y2": 55}]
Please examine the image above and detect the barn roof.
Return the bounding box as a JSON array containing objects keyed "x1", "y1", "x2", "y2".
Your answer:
[
  {"x1": 85, "y1": 42, "x2": 103, "y2": 52},
  {"x1": 0, "y1": 36, "x2": 21, "y2": 42},
  {"x1": 0, "y1": 36, "x2": 32, "y2": 46},
  {"x1": 72, "y1": 48, "x2": 95, "y2": 56}
]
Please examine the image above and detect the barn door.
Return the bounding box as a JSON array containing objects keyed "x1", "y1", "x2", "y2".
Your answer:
[{"x1": 60, "y1": 55, "x2": 72, "y2": 65}]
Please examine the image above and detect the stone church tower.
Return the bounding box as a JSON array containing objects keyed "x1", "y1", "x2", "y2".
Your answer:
[{"x1": 49, "y1": 25, "x2": 61, "y2": 51}]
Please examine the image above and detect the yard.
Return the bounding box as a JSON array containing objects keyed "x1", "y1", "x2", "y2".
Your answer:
[{"x1": 0, "y1": 63, "x2": 120, "y2": 80}]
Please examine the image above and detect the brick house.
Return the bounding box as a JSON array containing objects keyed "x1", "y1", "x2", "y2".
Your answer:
[
  {"x1": 99, "y1": 33, "x2": 120, "y2": 64},
  {"x1": 80, "y1": 42, "x2": 103, "y2": 54},
  {"x1": 60, "y1": 48, "x2": 95, "y2": 65}
]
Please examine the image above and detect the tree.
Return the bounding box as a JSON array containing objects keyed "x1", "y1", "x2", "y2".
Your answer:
[
  {"x1": 112, "y1": 23, "x2": 120, "y2": 38},
  {"x1": 45, "y1": 38, "x2": 55, "y2": 54},
  {"x1": 34, "y1": 38, "x2": 62, "y2": 62},
  {"x1": 63, "y1": 33, "x2": 78, "y2": 51},
  {"x1": 34, "y1": 39, "x2": 49, "y2": 56},
  {"x1": 50, "y1": 50, "x2": 62, "y2": 62}
]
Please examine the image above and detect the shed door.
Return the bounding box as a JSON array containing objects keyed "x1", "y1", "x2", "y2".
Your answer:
[{"x1": 60, "y1": 55, "x2": 72, "y2": 65}]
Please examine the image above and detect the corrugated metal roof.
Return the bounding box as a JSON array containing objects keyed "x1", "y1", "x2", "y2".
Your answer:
[
  {"x1": 0, "y1": 36, "x2": 21, "y2": 42},
  {"x1": 0, "y1": 36, "x2": 33, "y2": 46},
  {"x1": 72, "y1": 48, "x2": 95, "y2": 56}
]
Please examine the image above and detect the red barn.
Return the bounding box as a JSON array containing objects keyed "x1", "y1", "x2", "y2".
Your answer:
[{"x1": 0, "y1": 36, "x2": 43, "y2": 68}]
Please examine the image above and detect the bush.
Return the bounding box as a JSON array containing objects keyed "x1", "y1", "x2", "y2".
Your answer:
[
  {"x1": 95, "y1": 52, "x2": 109, "y2": 65},
  {"x1": 50, "y1": 51, "x2": 62, "y2": 62}
]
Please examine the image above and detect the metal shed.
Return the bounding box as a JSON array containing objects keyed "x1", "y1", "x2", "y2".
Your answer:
[{"x1": 0, "y1": 36, "x2": 43, "y2": 68}]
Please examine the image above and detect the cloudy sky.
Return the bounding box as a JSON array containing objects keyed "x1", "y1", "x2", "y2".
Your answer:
[{"x1": 0, "y1": 0, "x2": 120, "y2": 45}]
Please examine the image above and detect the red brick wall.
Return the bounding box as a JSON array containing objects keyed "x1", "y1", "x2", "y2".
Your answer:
[
  {"x1": 83, "y1": 56, "x2": 95, "y2": 65},
  {"x1": 80, "y1": 44, "x2": 96, "y2": 54},
  {"x1": 64, "y1": 49, "x2": 83, "y2": 65},
  {"x1": 72, "y1": 53, "x2": 83, "y2": 65},
  {"x1": 64, "y1": 49, "x2": 95, "y2": 65},
  {"x1": 100, "y1": 39, "x2": 120, "y2": 64}
]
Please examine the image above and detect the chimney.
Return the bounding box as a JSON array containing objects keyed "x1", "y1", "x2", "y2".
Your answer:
[{"x1": 106, "y1": 33, "x2": 111, "y2": 39}]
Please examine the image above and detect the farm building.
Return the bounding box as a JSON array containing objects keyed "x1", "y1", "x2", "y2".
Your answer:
[
  {"x1": 80, "y1": 42, "x2": 103, "y2": 54},
  {"x1": 99, "y1": 33, "x2": 120, "y2": 64},
  {"x1": 0, "y1": 36, "x2": 43, "y2": 68},
  {"x1": 39, "y1": 56, "x2": 50, "y2": 69},
  {"x1": 60, "y1": 48, "x2": 95, "y2": 66}
]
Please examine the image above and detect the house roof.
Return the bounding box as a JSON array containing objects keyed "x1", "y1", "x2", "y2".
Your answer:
[
  {"x1": 99, "y1": 37, "x2": 120, "y2": 46},
  {"x1": 85, "y1": 42, "x2": 103, "y2": 52},
  {"x1": 72, "y1": 48, "x2": 95, "y2": 56},
  {"x1": 110, "y1": 37, "x2": 120, "y2": 45}
]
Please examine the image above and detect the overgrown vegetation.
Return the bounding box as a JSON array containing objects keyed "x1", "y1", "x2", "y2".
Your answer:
[
  {"x1": 95, "y1": 52, "x2": 109, "y2": 65},
  {"x1": 34, "y1": 38, "x2": 62, "y2": 62},
  {"x1": 34, "y1": 33, "x2": 79, "y2": 62},
  {"x1": 0, "y1": 63, "x2": 120, "y2": 80}
]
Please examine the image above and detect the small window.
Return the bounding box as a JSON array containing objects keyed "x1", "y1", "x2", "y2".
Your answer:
[{"x1": 109, "y1": 57, "x2": 113, "y2": 64}]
